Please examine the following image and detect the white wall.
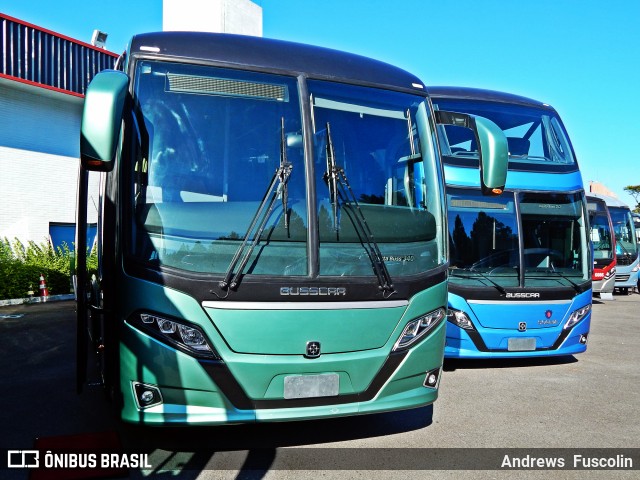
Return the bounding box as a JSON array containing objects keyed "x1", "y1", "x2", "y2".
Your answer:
[
  {"x1": 0, "y1": 82, "x2": 82, "y2": 157},
  {"x1": 1, "y1": 0, "x2": 264, "y2": 247},
  {"x1": 0, "y1": 82, "x2": 98, "y2": 245},
  {"x1": 163, "y1": 0, "x2": 262, "y2": 37}
]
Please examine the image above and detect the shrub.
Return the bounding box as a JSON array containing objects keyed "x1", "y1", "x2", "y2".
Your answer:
[{"x1": 0, "y1": 237, "x2": 96, "y2": 300}]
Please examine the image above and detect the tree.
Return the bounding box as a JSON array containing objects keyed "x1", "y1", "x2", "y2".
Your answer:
[{"x1": 623, "y1": 185, "x2": 640, "y2": 212}]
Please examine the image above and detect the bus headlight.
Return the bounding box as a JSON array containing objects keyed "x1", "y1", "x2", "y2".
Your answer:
[
  {"x1": 564, "y1": 304, "x2": 591, "y2": 330},
  {"x1": 604, "y1": 266, "x2": 616, "y2": 279},
  {"x1": 393, "y1": 308, "x2": 446, "y2": 351},
  {"x1": 632, "y1": 263, "x2": 639, "y2": 273},
  {"x1": 446, "y1": 308, "x2": 475, "y2": 330},
  {"x1": 131, "y1": 313, "x2": 220, "y2": 359}
]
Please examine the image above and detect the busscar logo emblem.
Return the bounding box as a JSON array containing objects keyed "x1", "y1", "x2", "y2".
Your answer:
[
  {"x1": 518, "y1": 322, "x2": 527, "y2": 332},
  {"x1": 506, "y1": 292, "x2": 541, "y2": 299},
  {"x1": 305, "y1": 341, "x2": 321, "y2": 358},
  {"x1": 280, "y1": 287, "x2": 346, "y2": 296}
]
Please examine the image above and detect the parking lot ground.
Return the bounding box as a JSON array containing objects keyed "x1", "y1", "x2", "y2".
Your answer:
[{"x1": 1, "y1": 293, "x2": 639, "y2": 479}]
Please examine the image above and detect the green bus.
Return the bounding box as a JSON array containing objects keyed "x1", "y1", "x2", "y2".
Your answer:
[{"x1": 76, "y1": 31, "x2": 508, "y2": 425}]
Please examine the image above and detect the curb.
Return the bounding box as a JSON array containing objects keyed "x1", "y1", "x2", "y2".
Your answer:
[{"x1": 0, "y1": 294, "x2": 75, "y2": 307}]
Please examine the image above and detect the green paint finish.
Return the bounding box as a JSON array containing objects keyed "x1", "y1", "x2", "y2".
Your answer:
[
  {"x1": 80, "y1": 70, "x2": 129, "y2": 169},
  {"x1": 117, "y1": 275, "x2": 212, "y2": 330},
  {"x1": 116, "y1": 273, "x2": 447, "y2": 424},
  {"x1": 204, "y1": 305, "x2": 406, "y2": 354},
  {"x1": 255, "y1": 403, "x2": 360, "y2": 422},
  {"x1": 375, "y1": 320, "x2": 445, "y2": 401},
  {"x1": 476, "y1": 115, "x2": 509, "y2": 191},
  {"x1": 120, "y1": 322, "x2": 219, "y2": 392},
  {"x1": 398, "y1": 280, "x2": 448, "y2": 324},
  {"x1": 358, "y1": 382, "x2": 438, "y2": 415},
  {"x1": 121, "y1": 387, "x2": 256, "y2": 425}
]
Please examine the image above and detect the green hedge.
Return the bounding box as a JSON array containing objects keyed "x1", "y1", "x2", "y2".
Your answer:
[{"x1": 0, "y1": 238, "x2": 96, "y2": 300}]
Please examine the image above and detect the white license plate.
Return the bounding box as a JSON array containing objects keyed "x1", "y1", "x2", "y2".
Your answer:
[
  {"x1": 283, "y1": 373, "x2": 339, "y2": 399},
  {"x1": 508, "y1": 338, "x2": 536, "y2": 351}
]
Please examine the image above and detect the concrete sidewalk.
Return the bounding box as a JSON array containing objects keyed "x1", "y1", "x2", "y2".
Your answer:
[{"x1": 0, "y1": 293, "x2": 75, "y2": 307}]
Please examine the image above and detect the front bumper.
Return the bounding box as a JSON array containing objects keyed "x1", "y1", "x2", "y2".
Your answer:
[{"x1": 119, "y1": 319, "x2": 445, "y2": 425}]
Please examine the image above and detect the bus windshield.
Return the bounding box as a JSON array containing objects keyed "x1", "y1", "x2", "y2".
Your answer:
[
  {"x1": 447, "y1": 188, "x2": 519, "y2": 288},
  {"x1": 609, "y1": 206, "x2": 639, "y2": 264},
  {"x1": 588, "y1": 200, "x2": 615, "y2": 266},
  {"x1": 520, "y1": 192, "x2": 589, "y2": 287},
  {"x1": 435, "y1": 99, "x2": 576, "y2": 170},
  {"x1": 448, "y1": 189, "x2": 589, "y2": 288},
  {"x1": 128, "y1": 60, "x2": 445, "y2": 278}
]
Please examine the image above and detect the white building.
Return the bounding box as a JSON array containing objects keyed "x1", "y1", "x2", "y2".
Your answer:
[
  {"x1": 0, "y1": 2, "x2": 262, "y2": 250},
  {"x1": 0, "y1": 14, "x2": 116, "y2": 249},
  {"x1": 0, "y1": 81, "x2": 83, "y2": 243},
  {"x1": 163, "y1": 0, "x2": 262, "y2": 37}
]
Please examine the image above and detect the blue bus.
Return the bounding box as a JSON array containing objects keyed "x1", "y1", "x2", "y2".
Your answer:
[
  {"x1": 588, "y1": 193, "x2": 639, "y2": 295},
  {"x1": 74, "y1": 33, "x2": 508, "y2": 424},
  {"x1": 430, "y1": 87, "x2": 592, "y2": 359}
]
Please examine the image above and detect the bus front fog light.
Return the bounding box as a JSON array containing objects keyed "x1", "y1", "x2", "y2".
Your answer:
[
  {"x1": 579, "y1": 334, "x2": 588, "y2": 345},
  {"x1": 423, "y1": 367, "x2": 441, "y2": 388},
  {"x1": 133, "y1": 382, "x2": 163, "y2": 409},
  {"x1": 140, "y1": 390, "x2": 154, "y2": 404}
]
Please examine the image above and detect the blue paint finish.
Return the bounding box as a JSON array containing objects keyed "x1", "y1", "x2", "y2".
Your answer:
[
  {"x1": 444, "y1": 165, "x2": 584, "y2": 192},
  {"x1": 445, "y1": 290, "x2": 591, "y2": 358}
]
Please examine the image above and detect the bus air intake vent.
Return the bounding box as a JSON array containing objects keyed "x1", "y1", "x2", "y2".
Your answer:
[
  {"x1": 167, "y1": 73, "x2": 288, "y2": 101},
  {"x1": 450, "y1": 199, "x2": 506, "y2": 209}
]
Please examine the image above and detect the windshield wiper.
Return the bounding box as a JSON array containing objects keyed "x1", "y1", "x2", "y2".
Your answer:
[
  {"x1": 323, "y1": 122, "x2": 395, "y2": 297},
  {"x1": 454, "y1": 268, "x2": 507, "y2": 295},
  {"x1": 545, "y1": 270, "x2": 583, "y2": 293},
  {"x1": 528, "y1": 268, "x2": 582, "y2": 293},
  {"x1": 324, "y1": 122, "x2": 340, "y2": 231},
  {"x1": 279, "y1": 117, "x2": 291, "y2": 233},
  {"x1": 215, "y1": 117, "x2": 293, "y2": 295}
]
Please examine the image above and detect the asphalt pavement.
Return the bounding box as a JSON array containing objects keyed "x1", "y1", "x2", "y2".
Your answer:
[{"x1": 1, "y1": 293, "x2": 639, "y2": 479}]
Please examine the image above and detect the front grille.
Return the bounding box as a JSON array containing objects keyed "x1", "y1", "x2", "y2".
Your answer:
[
  {"x1": 616, "y1": 274, "x2": 630, "y2": 282},
  {"x1": 167, "y1": 73, "x2": 288, "y2": 101},
  {"x1": 616, "y1": 256, "x2": 637, "y2": 266}
]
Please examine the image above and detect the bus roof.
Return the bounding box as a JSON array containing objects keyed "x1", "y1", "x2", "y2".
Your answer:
[
  {"x1": 428, "y1": 86, "x2": 555, "y2": 111},
  {"x1": 128, "y1": 32, "x2": 426, "y2": 94},
  {"x1": 586, "y1": 194, "x2": 607, "y2": 206},
  {"x1": 587, "y1": 192, "x2": 631, "y2": 209}
]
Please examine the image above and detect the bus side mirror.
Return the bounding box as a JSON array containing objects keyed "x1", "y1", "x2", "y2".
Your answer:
[
  {"x1": 435, "y1": 110, "x2": 508, "y2": 196},
  {"x1": 80, "y1": 70, "x2": 129, "y2": 172}
]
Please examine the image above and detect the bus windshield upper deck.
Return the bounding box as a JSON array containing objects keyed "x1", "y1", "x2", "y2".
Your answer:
[{"x1": 432, "y1": 88, "x2": 577, "y2": 173}]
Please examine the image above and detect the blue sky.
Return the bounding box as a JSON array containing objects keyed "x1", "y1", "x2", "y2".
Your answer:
[{"x1": 3, "y1": 0, "x2": 639, "y2": 208}]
